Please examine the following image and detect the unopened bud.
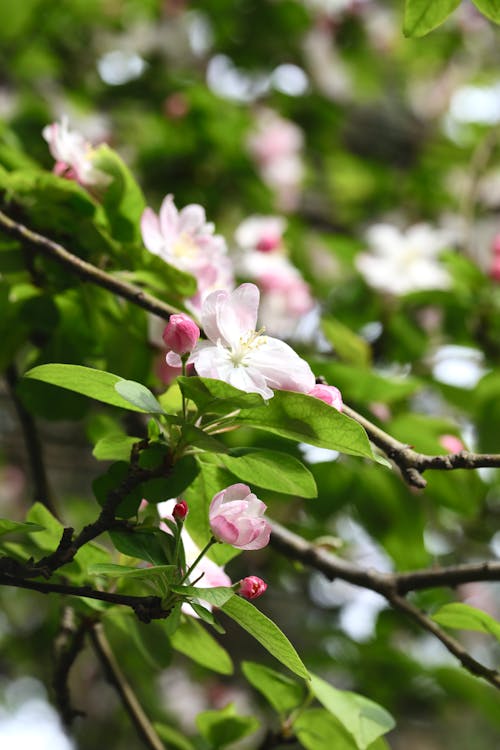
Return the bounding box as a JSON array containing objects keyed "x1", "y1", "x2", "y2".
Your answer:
[
  {"x1": 163, "y1": 314, "x2": 200, "y2": 355},
  {"x1": 238, "y1": 576, "x2": 267, "y2": 600},
  {"x1": 173, "y1": 500, "x2": 188, "y2": 522}
]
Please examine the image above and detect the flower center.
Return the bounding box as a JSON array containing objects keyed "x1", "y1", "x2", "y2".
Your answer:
[
  {"x1": 172, "y1": 232, "x2": 199, "y2": 261},
  {"x1": 230, "y1": 327, "x2": 267, "y2": 366}
]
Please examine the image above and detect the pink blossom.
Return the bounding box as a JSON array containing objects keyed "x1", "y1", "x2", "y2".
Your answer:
[
  {"x1": 235, "y1": 216, "x2": 287, "y2": 253},
  {"x1": 189, "y1": 283, "x2": 315, "y2": 399},
  {"x1": 239, "y1": 576, "x2": 267, "y2": 600},
  {"x1": 140, "y1": 194, "x2": 234, "y2": 311},
  {"x1": 163, "y1": 313, "x2": 200, "y2": 367},
  {"x1": 42, "y1": 117, "x2": 109, "y2": 188},
  {"x1": 209, "y1": 484, "x2": 271, "y2": 551},
  {"x1": 173, "y1": 499, "x2": 189, "y2": 521},
  {"x1": 309, "y1": 384, "x2": 343, "y2": 412},
  {"x1": 439, "y1": 434, "x2": 465, "y2": 454}
]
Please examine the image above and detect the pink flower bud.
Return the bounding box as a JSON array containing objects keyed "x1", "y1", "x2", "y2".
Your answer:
[
  {"x1": 239, "y1": 576, "x2": 267, "y2": 599},
  {"x1": 209, "y1": 484, "x2": 271, "y2": 551},
  {"x1": 439, "y1": 434, "x2": 464, "y2": 454},
  {"x1": 162, "y1": 314, "x2": 200, "y2": 355},
  {"x1": 256, "y1": 234, "x2": 281, "y2": 252},
  {"x1": 173, "y1": 499, "x2": 189, "y2": 521},
  {"x1": 490, "y1": 254, "x2": 500, "y2": 283},
  {"x1": 309, "y1": 384, "x2": 343, "y2": 412}
]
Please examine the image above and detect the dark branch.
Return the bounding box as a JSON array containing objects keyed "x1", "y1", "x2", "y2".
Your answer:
[
  {"x1": 52, "y1": 607, "x2": 87, "y2": 725},
  {"x1": 89, "y1": 623, "x2": 166, "y2": 750},
  {"x1": 0, "y1": 574, "x2": 170, "y2": 623},
  {"x1": 4, "y1": 364, "x2": 57, "y2": 515},
  {"x1": 0, "y1": 209, "x2": 179, "y2": 322}
]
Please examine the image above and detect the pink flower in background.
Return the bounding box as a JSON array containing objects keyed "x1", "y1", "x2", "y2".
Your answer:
[
  {"x1": 439, "y1": 434, "x2": 465, "y2": 454},
  {"x1": 247, "y1": 109, "x2": 304, "y2": 211},
  {"x1": 490, "y1": 234, "x2": 500, "y2": 282},
  {"x1": 209, "y1": 484, "x2": 271, "y2": 551},
  {"x1": 42, "y1": 117, "x2": 109, "y2": 188},
  {"x1": 356, "y1": 223, "x2": 452, "y2": 295},
  {"x1": 189, "y1": 283, "x2": 315, "y2": 399},
  {"x1": 239, "y1": 576, "x2": 267, "y2": 599},
  {"x1": 235, "y1": 215, "x2": 287, "y2": 253},
  {"x1": 141, "y1": 194, "x2": 234, "y2": 311},
  {"x1": 163, "y1": 313, "x2": 200, "y2": 367},
  {"x1": 309, "y1": 384, "x2": 343, "y2": 411}
]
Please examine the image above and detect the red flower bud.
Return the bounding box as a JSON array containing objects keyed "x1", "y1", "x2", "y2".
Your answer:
[
  {"x1": 173, "y1": 500, "x2": 188, "y2": 521},
  {"x1": 238, "y1": 576, "x2": 267, "y2": 600}
]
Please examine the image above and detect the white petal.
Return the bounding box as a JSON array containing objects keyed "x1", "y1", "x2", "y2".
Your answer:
[
  {"x1": 201, "y1": 289, "x2": 231, "y2": 345},
  {"x1": 178, "y1": 204, "x2": 206, "y2": 235},
  {"x1": 247, "y1": 337, "x2": 315, "y2": 393},
  {"x1": 159, "y1": 194, "x2": 179, "y2": 239}
]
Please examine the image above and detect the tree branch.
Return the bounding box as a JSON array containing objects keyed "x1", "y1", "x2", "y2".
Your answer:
[
  {"x1": 0, "y1": 209, "x2": 179, "y2": 322},
  {"x1": 0, "y1": 574, "x2": 170, "y2": 623},
  {"x1": 52, "y1": 606, "x2": 87, "y2": 725},
  {"x1": 4, "y1": 364, "x2": 57, "y2": 515},
  {"x1": 342, "y1": 403, "x2": 500, "y2": 489},
  {"x1": 89, "y1": 623, "x2": 166, "y2": 750},
  {"x1": 269, "y1": 520, "x2": 500, "y2": 690}
]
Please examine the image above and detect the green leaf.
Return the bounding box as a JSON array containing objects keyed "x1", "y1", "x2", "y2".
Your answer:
[
  {"x1": 92, "y1": 144, "x2": 146, "y2": 243},
  {"x1": 242, "y1": 661, "x2": 305, "y2": 714},
  {"x1": 110, "y1": 529, "x2": 171, "y2": 566},
  {"x1": 432, "y1": 603, "x2": 500, "y2": 642},
  {"x1": 403, "y1": 0, "x2": 461, "y2": 37},
  {"x1": 471, "y1": 0, "x2": 500, "y2": 22},
  {"x1": 294, "y1": 709, "x2": 360, "y2": 750},
  {"x1": 196, "y1": 704, "x2": 260, "y2": 748},
  {"x1": 220, "y1": 449, "x2": 317, "y2": 498},
  {"x1": 309, "y1": 673, "x2": 395, "y2": 750},
  {"x1": 322, "y1": 317, "x2": 371, "y2": 368},
  {"x1": 221, "y1": 596, "x2": 308, "y2": 679},
  {"x1": 154, "y1": 723, "x2": 196, "y2": 750},
  {"x1": 88, "y1": 563, "x2": 176, "y2": 582},
  {"x1": 92, "y1": 434, "x2": 139, "y2": 461},
  {"x1": 24, "y1": 364, "x2": 152, "y2": 412},
  {"x1": 237, "y1": 390, "x2": 375, "y2": 460},
  {"x1": 170, "y1": 585, "x2": 235, "y2": 608},
  {"x1": 170, "y1": 616, "x2": 233, "y2": 674},
  {"x1": 178, "y1": 376, "x2": 265, "y2": 414},
  {"x1": 0, "y1": 519, "x2": 44, "y2": 538},
  {"x1": 310, "y1": 361, "x2": 420, "y2": 404},
  {"x1": 114, "y1": 380, "x2": 165, "y2": 414}
]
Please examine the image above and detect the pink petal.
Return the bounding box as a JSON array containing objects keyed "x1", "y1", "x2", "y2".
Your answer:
[
  {"x1": 178, "y1": 204, "x2": 206, "y2": 235},
  {"x1": 159, "y1": 194, "x2": 179, "y2": 238},
  {"x1": 210, "y1": 515, "x2": 239, "y2": 544},
  {"x1": 141, "y1": 208, "x2": 164, "y2": 255}
]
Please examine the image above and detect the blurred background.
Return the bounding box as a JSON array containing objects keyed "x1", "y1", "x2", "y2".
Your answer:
[{"x1": 1, "y1": 0, "x2": 500, "y2": 748}]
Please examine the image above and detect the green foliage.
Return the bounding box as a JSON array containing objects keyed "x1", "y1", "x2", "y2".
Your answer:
[
  {"x1": 221, "y1": 596, "x2": 309, "y2": 679},
  {"x1": 220, "y1": 448, "x2": 317, "y2": 498},
  {"x1": 432, "y1": 603, "x2": 500, "y2": 641},
  {"x1": 403, "y1": 0, "x2": 461, "y2": 37},
  {"x1": 472, "y1": 0, "x2": 500, "y2": 22},
  {"x1": 170, "y1": 616, "x2": 234, "y2": 674},
  {"x1": 242, "y1": 661, "x2": 305, "y2": 714},
  {"x1": 196, "y1": 703, "x2": 260, "y2": 748},
  {"x1": 0, "y1": 519, "x2": 44, "y2": 537}
]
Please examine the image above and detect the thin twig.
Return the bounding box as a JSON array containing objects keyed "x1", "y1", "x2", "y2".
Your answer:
[
  {"x1": 4, "y1": 364, "x2": 57, "y2": 515},
  {"x1": 0, "y1": 209, "x2": 179, "y2": 321},
  {"x1": 53, "y1": 606, "x2": 87, "y2": 725},
  {"x1": 89, "y1": 623, "x2": 165, "y2": 750},
  {"x1": 386, "y1": 592, "x2": 500, "y2": 690}
]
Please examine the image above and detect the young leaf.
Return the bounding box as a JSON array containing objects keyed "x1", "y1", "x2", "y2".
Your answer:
[
  {"x1": 220, "y1": 449, "x2": 317, "y2": 498},
  {"x1": 221, "y1": 596, "x2": 309, "y2": 679},
  {"x1": 170, "y1": 585, "x2": 235, "y2": 608},
  {"x1": 189, "y1": 603, "x2": 226, "y2": 634},
  {"x1": 242, "y1": 661, "x2": 305, "y2": 714},
  {"x1": 154, "y1": 723, "x2": 196, "y2": 750},
  {"x1": 471, "y1": 0, "x2": 500, "y2": 22},
  {"x1": 309, "y1": 673, "x2": 395, "y2": 750},
  {"x1": 237, "y1": 390, "x2": 376, "y2": 460},
  {"x1": 403, "y1": 0, "x2": 461, "y2": 37},
  {"x1": 321, "y1": 317, "x2": 371, "y2": 368},
  {"x1": 24, "y1": 364, "x2": 149, "y2": 412},
  {"x1": 92, "y1": 433, "x2": 139, "y2": 461},
  {"x1": 170, "y1": 616, "x2": 233, "y2": 674},
  {"x1": 88, "y1": 563, "x2": 176, "y2": 582},
  {"x1": 114, "y1": 380, "x2": 165, "y2": 414},
  {"x1": 196, "y1": 704, "x2": 260, "y2": 748},
  {"x1": 178, "y1": 376, "x2": 265, "y2": 413},
  {"x1": 294, "y1": 709, "x2": 363, "y2": 750},
  {"x1": 432, "y1": 602, "x2": 500, "y2": 641},
  {"x1": 0, "y1": 519, "x2": 44, "y2": 538},
  {"x1": 110, "y1": 529, "x2": 171, "y2": 566}
]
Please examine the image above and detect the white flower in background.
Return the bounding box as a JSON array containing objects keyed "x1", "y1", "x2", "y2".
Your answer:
[
  {"x1": 234, "y1": 215, "x2": 315, "y2": 338},
  {"x1": 247, "y1": 109, "x2": 304, "y2": 211},
  {"x1": 141, "y1": 194, "x2": 234, "y2": 311},
  {"x1": 356, "y1": 223, "x2": 452, "y2": 295},
  {"x1": 42, "y1": 117, "x2": 109, "y2": 188},
  {"x1": 189, "y1": 283, "x2": 315, "y2": 399}
]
